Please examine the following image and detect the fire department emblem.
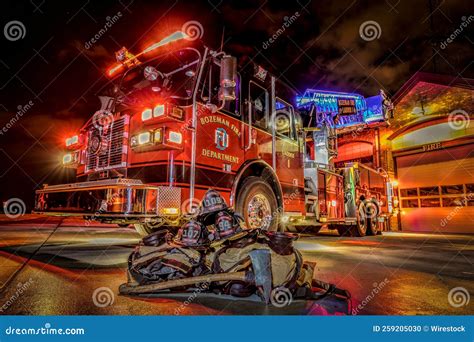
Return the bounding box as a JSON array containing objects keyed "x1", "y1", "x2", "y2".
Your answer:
[{"x1": 215, "y1": 128, "x2": 228, "y2": 151}]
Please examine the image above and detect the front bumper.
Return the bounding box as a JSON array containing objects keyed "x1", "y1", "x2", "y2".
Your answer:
[{"x1": 34, "y1": 178, "x2": 181, "y2": 220}]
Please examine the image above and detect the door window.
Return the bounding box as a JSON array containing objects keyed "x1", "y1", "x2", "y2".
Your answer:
[
  {"x1": 201, "y1": 59, "x2": 240, "y2": 116},
  {"x1": 249, "y1": 82, "x2": 268, "y2": 130},
  {"x1": 274, "y1": 98, "x2": 295, "y2": 140}
]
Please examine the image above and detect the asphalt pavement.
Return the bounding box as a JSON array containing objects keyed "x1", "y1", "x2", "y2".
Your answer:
[{"x1": 0, "y1": 215, "x2": 472, "y2": 315}]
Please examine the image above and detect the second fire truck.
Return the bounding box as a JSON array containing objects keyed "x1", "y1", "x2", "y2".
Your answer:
[{"x1": 34, "y1": 29, "x2": 394, "y2": 236}]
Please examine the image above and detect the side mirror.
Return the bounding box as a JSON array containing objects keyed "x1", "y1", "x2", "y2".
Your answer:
[{"x1": 219, "y1": 55, "x2": 237, "y2": 101}]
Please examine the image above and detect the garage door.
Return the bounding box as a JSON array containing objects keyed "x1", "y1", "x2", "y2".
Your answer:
[
  {"x1": 396, "y1": 144, "x2": 474, "y2": 233},
  {"x1": 335, "y1": 142, "x2": 374, "y2": 167}
]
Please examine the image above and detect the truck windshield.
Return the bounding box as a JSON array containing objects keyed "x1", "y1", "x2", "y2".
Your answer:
[{"x1": 106, "y1": 47, "x2": 201, "y2": 108}]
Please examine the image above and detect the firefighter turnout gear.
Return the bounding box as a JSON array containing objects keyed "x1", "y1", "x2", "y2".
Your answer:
[{"x1": 120, "y1": 190, "x2": 348, "y2": 306}]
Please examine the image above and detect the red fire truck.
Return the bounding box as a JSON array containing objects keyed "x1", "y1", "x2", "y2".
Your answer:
[{"x1": 34, "y1": 30, "x2": 393, "y2": 236}]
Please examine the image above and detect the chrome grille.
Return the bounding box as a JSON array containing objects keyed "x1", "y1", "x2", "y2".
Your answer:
[{"x1": 86, "y1": 116, "x2": 129, "y2": 172}]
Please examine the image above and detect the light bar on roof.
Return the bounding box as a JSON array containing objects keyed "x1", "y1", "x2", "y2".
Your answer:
[{"x1": 142, "y1": 31, "x2": 188, "y2": 54}]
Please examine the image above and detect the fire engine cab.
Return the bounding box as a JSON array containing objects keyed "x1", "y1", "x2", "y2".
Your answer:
[{"x1": 34, "y1": 29, "x2": 394, "y2": 236}]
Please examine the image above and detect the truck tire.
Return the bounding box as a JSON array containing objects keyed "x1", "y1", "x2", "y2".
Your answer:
[
  {"x1": 365, "y1": 199, "x2": 380, "y2": 236},
  {"x1": 351, "y1": 202, "x2": 369, "y2": 237},
  {"x1": 236, "y1": 176, "x2": 279, "y2": 231}
]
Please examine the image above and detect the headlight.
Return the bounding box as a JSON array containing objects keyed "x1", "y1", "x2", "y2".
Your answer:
[
  {"x1": 153, "y1": 104, "x2": 165, "y2": 117},
  {"x1": 62, "y1": 151, "x2": 80, "y2": 166},
  {"x1": 141, "y1": 104, "x2": 184, "y2": 122},
  {"x1": 141, "y1": 108, "x2": 153, "y2": 121},
  {"x1": 65, "y1": 135, "x2": 79, "y2": 147},
  {"x1": 154, "y1": 128, "x2": 162, "y2": 143},
  {"x1": 131, "y1": 130, "x2": 158, "y2": 148},
  {"x1": 131, "y1": 129, "x2": 182, "y2": 150},
  {"x1": 138, "y1": 132, "x2": 152, "y2": 145},
  {"x1": 63, "y1": 153, "x2": 73, "y2": 164},
  {"x1": 168, "y1": 131, "x2": 182, "y2": 144},
  {"x1": 142, "y1": 105, "x2": 165, "y2": 122}
]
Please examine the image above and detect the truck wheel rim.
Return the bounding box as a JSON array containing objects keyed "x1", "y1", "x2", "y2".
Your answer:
[
  {"x1": 247, "y1": 194, "x2": 271, "y2": 229},
  {"x1": 358, "y1": 205, "x2": 367, "y2": 234}
]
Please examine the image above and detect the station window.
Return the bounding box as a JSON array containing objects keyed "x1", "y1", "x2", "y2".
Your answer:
[
  {"x1": 401, "y1": 199, "x2": 419, "y2": 208},
  {"x1": 399, "y1": 183, "x2": 474, "y2": 209},
  {"x1": 400, "y1": 188, "x2": 418, "y2": 197},
  {"x1": 420, "y1": 198, "x2": 440, "y2": 207},
  {"x1": 441, "y1": 184, "x2": 463, "y2": 195},
  {"x1": 465, "y1": 183, "x2": 474, "y2": 194},
  {"x1": 419, "y1": 186, "x2": 439, "y2": 196},
  {"x1": 442, "y1": 197, "x2": 464, "y2": 207},
  {"x1": 249, "y1": 82, "x2": 269, "y2": 130}
]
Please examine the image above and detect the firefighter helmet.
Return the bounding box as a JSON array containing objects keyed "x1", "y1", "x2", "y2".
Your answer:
[
  {"x1": 199, "y1": 189, "x2": 228, "y2": 217},
  {"x1": 174, "y1": 220, "x2": 210, "y2": 247},
  {"x1": 214, "y1": 210, "x2": 241, "y2": 239}
]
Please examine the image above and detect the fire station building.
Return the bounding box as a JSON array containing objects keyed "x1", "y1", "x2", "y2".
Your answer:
[
  {"x1": 333, "y1": 72, "x2": 473, "y2": 233},
  {"x1": 381, "y1": 73, "x2": 473, "y2": 234}
]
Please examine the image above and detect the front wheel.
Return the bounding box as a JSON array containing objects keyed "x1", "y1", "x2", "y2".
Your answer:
[
  {"x1": 235, "y1": 176, "x2": 279, "y2": 231},
  {"x1": 364, "y1": 199, "x2": 380, "y2": 236}
]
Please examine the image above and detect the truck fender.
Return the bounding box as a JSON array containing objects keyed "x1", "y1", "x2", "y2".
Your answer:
[{"x1": 229, "y1": 160, "x2": 283, "y2": 210}]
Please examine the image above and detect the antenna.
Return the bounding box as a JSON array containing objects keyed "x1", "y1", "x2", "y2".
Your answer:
[{"x1": 220, "y1": 26, "x2": 225, "y2": 52}]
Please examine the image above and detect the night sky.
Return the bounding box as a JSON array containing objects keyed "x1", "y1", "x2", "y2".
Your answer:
[{"x1": 0, "y1": 0, "x2": 472, "y2": 209}]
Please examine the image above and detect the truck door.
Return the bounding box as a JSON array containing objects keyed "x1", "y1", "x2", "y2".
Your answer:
[
  {"x1": 194, "y1": 58, "x2": 244, "y2": 198},
  {"x1": 271, "y1": 97, "x2": 303, "y2": 213}
]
